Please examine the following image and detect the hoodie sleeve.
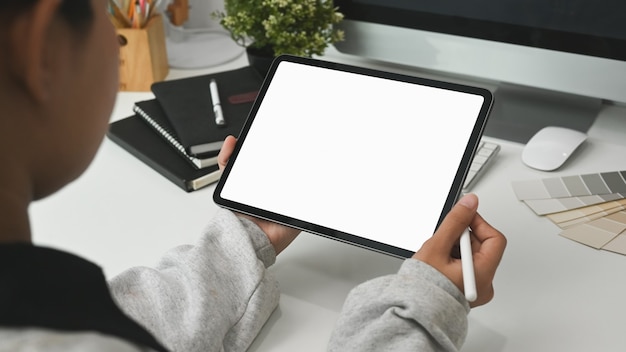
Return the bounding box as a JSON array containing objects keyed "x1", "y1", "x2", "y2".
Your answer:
[
  {"x1": 108, "y1": 209, "x2": 278, "y2": 352},
  {"x1": 328, "y1": 259, "x2": 470, "y2": 352}
]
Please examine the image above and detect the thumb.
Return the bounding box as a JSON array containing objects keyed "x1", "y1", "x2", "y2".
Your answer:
[
  {"x1": 430, "y1": 193, "x2": 479, "y2": 253},
  {"x1": 217, "y1": 135, "x2": 237, "y2": 171}
]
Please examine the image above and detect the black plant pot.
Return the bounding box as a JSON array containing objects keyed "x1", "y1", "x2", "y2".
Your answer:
[{"x1": 246, "y1": 46, "x2": 275, "y2": 77}]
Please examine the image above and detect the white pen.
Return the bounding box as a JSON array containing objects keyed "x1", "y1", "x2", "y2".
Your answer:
[
  {"x1": 460, "y1": 228, "x2": 477, "y2": 302},
  {"x1": 209, "y1": 79, "x2": 225, "y2": 125}
]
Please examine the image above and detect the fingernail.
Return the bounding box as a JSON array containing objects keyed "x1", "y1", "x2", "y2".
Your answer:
[{"x1": 458, "y1": 193, "x2": 478, "y2": 210}]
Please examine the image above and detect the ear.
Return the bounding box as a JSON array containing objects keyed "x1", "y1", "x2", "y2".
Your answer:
[{"x1": 9, "y1": 0, "x2": 63, "y2": 103}]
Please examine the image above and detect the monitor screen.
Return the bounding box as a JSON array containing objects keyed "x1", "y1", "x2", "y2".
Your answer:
[
  {"x1": 337, "y1": 1, "x2": 626, "y2": 61},
  {"x1": 333, "y1": 0, "x2": 626, "y2": 108}
]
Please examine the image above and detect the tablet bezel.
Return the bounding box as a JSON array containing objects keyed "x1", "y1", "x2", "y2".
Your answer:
[{"x1": 213, "y1": 55, "x2": 493, "y2": 258}]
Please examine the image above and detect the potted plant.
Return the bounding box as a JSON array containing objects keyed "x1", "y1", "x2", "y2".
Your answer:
[{"x1": 214, "y1": 0, "x2": 344, "y2": 75}]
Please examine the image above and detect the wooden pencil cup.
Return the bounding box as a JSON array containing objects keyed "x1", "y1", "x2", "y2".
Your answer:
[{"x1": 117, "y1": 15, "x2": 169, "y2": 91}]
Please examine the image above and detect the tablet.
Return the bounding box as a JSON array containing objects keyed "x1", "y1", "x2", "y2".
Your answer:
[{"x1": 213, "y1": 55, "x2": 493, "y2": 258}]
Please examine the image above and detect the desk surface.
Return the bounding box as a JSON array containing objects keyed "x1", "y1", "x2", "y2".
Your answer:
[{"x1": 30, "y1": 50, "x2": 626, "y2": 351}]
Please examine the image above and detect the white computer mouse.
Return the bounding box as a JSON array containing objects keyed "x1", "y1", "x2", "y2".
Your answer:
[{"x1": 522, "y1": 126, "x2": 587, "y2": 171}]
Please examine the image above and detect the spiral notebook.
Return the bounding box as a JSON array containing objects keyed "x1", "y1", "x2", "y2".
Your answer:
[
  {"x1": 107, "y1": 114, "x2": 221, "y2": 192},
  {"x1": 133, "y1": 99, "x2": 219, "y2": 169}
]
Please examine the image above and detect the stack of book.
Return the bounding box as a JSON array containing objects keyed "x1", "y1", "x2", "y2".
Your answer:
[{"x1": 107, "y1": 66, "x2": 263, "y2": 192}]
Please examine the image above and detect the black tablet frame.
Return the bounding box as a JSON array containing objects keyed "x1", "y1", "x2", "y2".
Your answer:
[{"x1": 214, "y1": 55, "x2": 493, "y2": 258}]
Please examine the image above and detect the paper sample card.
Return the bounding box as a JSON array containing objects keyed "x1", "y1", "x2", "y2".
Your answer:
[
  {"x1": 546, "y1": 199, "x2": 626, "y2": 228},
  {"x1": 523, "y1": 193, "x2": 626, "y2": 215},
  {"x1": 560, "y1": 210, "x2": 626, "y2": 250},
  {"x1": 512, "y1": 171, "x2": 626, "y2": 201}
]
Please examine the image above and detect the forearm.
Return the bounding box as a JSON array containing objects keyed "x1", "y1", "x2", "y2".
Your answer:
[
  {"x1": 328, "y1": 259, "x2": 470, "y2": 352},
  {"x1": 108, "y1": 209, "x2": 278, "y2": 352}
]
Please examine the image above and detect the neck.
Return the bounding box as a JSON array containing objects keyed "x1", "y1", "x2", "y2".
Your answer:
[
  {"x1": 0, "y1": 78, "x2": 36, "y2": 244},
  {"x1": 0, "y1": 147, "x2": 33, "y2": 244},
  {"x1": 0, "y1": 189, "x2": 32, "y2": 244}
]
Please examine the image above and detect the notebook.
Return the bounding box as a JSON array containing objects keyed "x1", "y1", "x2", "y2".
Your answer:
[
  {"x1": 150, "y1": 66, "x2": 263, "y2": 157},
  {"x1": 133, "y1": 99, "x2": 218, "y2": 169},
  {"x1": 214, "y1": 55, "x2": 493, "y2": 258},
  {"x1": 107, "y1": 114, "x2": 221, "y2": 192}
]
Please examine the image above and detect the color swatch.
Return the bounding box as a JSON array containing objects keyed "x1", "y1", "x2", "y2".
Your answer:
[
  {"x1": 560, "y1": 211, "x2": 626, "y2": 251},
  {"x1": 512, "y1": 171, "x2": 626, "y2": 200},
  {"x1": 546, "y1": 199, "x2": 626, "y2": 228},
  {"x1": 523, "y1": 193, "x2": 626, "y2": 215},
  {"x1": 512, "y1": 171, "x2": 626, "y2": 256}
]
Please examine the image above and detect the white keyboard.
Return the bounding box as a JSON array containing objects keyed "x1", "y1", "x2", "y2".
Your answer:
[{"x1": 463, "y1": 141, "x2": 501, "y2": 192}]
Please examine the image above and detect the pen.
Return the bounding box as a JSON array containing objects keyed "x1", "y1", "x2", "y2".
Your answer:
[
  {"x1": 144, "y1": 2, "x2": 151, "y2": 23},
  {"x1": 152, "y1": 0, "x2": 163, "y2": 14},
  {"x1": 132, "y1": 0, "x2": 141, "y2": 28},
  {"x1": 460, "y1": 228, "x2": 477, "y2": 302},
  {"x1": 108, "y1": 0, "x2": 131, "y2": 28},
  {"x1": 210, "y1": 79, "x2": 225, "y2": 126}
]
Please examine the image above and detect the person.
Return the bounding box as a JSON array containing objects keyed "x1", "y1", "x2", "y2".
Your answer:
[{"x1": 0, "y1": 0, "x2": 507, "y2": 351}]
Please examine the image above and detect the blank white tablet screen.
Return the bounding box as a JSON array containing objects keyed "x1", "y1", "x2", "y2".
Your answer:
[{"x1": 219, "y1": 60, "x2": 486, "y2": 253}]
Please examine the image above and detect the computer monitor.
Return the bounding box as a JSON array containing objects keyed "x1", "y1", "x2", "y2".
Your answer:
[{"x1": 332, "y1": 1, "x2": 626, "y2": 142}]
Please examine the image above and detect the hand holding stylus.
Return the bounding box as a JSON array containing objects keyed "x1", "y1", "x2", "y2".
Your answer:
[{"x1": 414, "y1": 193, "x2": 506, "y2": 307}]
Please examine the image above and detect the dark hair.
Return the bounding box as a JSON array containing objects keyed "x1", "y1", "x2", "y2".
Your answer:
[{"x1": 0, "y1": 0, "x2": 94, "y2": 32}]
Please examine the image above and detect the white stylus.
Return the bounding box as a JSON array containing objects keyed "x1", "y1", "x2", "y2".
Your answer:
[
  {"x1": 210, "y1": 79, "x2": 225, "y2": 125},
  {"x1": 460, "y1": 228, "x2": 477, "y2": 302}
]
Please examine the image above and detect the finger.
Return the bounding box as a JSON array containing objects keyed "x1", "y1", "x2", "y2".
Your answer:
[
  {"x1": 217, "y1": 135, "x2": 237, "y2": 171},
  {"x1": 470, "y1": 213, "x2": 507, "y2": 274},
  {"x1": 471, "y1": 212, "x2": 507, "y2": 253},
  {"x1": 470, "y1": 231, "x2": 481, "y2": 253},
  {"x1": 430, "y1": 193, "x2": 479, "y2": 253}
]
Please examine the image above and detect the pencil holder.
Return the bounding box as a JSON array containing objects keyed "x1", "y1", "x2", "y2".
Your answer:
[{"x1": 117, "y1": 14, "x2": 169, "y2": 91}]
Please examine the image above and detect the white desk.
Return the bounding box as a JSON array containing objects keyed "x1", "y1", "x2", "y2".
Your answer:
[{"x1": 30, "y1": 50, "x2": 626, "y2": 351}]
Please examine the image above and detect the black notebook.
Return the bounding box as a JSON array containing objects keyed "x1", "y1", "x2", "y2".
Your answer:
[
  {"x1": 107, "y1": 114, "x2": 221, "y2": 192},
  {"x1": 151, "y1": 66, "x2": 263, "y2": 156},
  {"x1": 133, "y1": 99, "x2": 218, "y2": 169}
]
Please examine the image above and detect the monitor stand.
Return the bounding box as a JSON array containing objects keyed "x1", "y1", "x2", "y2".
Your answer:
[{"x1": 484, "y1": 84, "x2": 602, "y2": 143}]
